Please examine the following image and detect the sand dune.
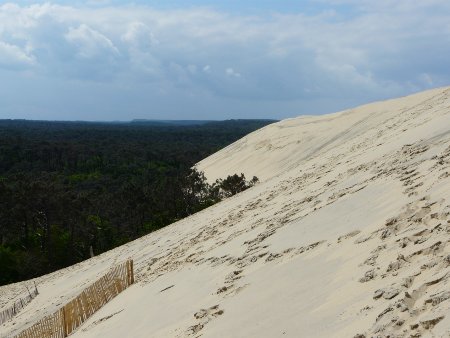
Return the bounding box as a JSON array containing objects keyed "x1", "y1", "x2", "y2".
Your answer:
[{"x1": 1, "y1": 86, "x2": 450, "y2": 337}]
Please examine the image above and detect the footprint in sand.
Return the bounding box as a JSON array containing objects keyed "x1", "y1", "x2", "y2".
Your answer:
[{"x1": 186, "y1": 305, "x2": 224, "y2": 336}]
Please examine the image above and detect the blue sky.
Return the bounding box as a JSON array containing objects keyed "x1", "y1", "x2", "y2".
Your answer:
[
  {"x1": 14, "y1": 1, "x2": 340, "y2": 14},
  {"x1": 1, "y1": 0, "x2": 449, "y2": 121}
]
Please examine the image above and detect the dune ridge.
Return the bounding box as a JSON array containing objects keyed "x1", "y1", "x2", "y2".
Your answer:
[{"x1": 1, "y1": 86, "x2": 450, "y2": 337}]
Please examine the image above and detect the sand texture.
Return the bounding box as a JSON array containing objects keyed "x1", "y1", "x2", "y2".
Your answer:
[{"x1": 1, "y1": 87, "x2": 450, "y2": 337}]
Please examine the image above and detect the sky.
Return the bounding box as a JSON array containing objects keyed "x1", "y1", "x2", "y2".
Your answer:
[{"x1": 0, "y1": 1, "x2": 449, "y2": 121}]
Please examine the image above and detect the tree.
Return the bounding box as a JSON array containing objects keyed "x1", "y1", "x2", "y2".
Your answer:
[
  {"x1": 0, "y1": 119, "x2": 271, "y2": 285},
  {"x1": 216, "y1": 173, "x2": 259, "y2": 197}
]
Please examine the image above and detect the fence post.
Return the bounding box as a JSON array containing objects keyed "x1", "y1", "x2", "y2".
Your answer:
[
  {"x1": 62, "y1": 306, "x2": 67, "y2": 337},
  {"x1": 128, "y1": 259, "x2": 134, "y2": 285}
]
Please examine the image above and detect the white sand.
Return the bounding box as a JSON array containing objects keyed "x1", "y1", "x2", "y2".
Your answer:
[{"x1": 1, "y1": 86, "x2": 450, "y2": 337}]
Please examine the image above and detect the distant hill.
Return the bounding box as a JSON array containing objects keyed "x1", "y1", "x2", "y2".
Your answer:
[
  {"x1": 130, "y1": 119, "x2": 278, "y2": 126},
  {"x1": 130, "y1": 119, "x2": 214, "y2": 126},
  {"x1": 0, "y1": 118, "x2": 277, "y2": 126}
]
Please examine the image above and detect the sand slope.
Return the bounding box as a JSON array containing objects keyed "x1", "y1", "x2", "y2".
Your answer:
[{"x1": 1, "y1": 87, "x2": 450, "y2": 338}]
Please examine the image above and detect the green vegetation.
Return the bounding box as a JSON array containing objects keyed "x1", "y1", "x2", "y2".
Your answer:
[{"x1": 0, "y1": 119, "x2": 274, "y2": 285}]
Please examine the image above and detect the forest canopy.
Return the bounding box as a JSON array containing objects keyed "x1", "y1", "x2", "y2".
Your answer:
[{"x1": 0, "y1": 119, "x2": 275, "y2": 285}]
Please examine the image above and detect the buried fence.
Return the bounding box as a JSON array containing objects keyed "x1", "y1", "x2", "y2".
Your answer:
[
  {"x1": 12, "y1": 259, "x2": 134, "y2": 338},
  {"x1": 0, "y1": 285, "x2": 39, "y2": 325}
]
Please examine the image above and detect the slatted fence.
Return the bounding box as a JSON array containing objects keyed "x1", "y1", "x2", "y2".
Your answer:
[
  {"x1": 11, "y1": 259, "x2": 134, "y2": 338},
  {"x1": 0, "y1": 286, "x2": 39, "y2": 325}
]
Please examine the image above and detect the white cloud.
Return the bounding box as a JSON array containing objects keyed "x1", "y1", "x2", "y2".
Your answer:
[
  {"x1": 121, "y1": 22, "x2": 158, "y2": 49},
  {"x1": 120, "y1": 21, "x2": 161, "y2": 78},
  {"x1": 420, "y1": 73, "x2": 434, "y2": 87},
  {"x1": 187, "y1": 64, "x2": 197, "y2": 74},
  {"x1": 0, "y1": 40, "x2": 34, "y2": 68},
  {"x1": 65, "y1": 24, "x2": 119, "y2": 59},
  {"x1": 0, "y1": 2, "x2": 449, "y2": 119},
  {"x1": 226, "y1": 68, "x2": 241, "y2": 78}
]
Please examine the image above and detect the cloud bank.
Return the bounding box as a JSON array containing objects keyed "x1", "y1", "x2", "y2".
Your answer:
[{"x1": 1, "y1": 1, "x2": 449, "y2": 120}]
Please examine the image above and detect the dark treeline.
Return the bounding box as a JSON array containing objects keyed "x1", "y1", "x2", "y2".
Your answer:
[{"x1": 0, "y1": 119, "x2": 275, "y2": 285}]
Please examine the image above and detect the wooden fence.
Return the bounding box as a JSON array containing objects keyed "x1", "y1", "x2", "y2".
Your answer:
[
  {"x1": 0, "y1": 285, "x2": 39, "y2": 325},
  {"x1": 11, "y1": 259, "x2": 134, "y2": 338}
]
